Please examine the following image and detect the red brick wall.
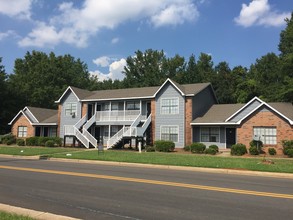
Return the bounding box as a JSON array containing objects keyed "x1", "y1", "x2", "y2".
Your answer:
[
  {"x1": 237, "y1": 109, "x2": 293, "y2": 154},
  {"x1": 11, "y1": 114, "x2": 35, "y2": 138},
  {"x1": 185, "y1": 97, "x2": 192, "y2": 146},
  {"x1": 151, "y1": 99, "x2": 156, "y2": 145},
  {"x1": 82, "y1": 103, "x2": 87, "y2": 117},
  {"x1": 57, "y1": 104, "x2": 61, "y2": 136}
]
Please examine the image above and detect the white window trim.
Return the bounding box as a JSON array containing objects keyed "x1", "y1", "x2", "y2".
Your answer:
[
  {"x1": 18, "y1": 126, "x2": 27, "y2": 137},
  {"x1": 253, "y1": 126, "x2": 277, "y2": 145},
  {"x1": 160, "y1": 97, "x2": 179, "y2": 115},
  {"x1": 64, "y1": 102, "x2": 77, "y2": 117},
  {"x1": 160, "y1": 125, "x2": 179, "y2": 143},
  {"x1": 200, "y1": 127, "x2": 220, "y2": 143}
]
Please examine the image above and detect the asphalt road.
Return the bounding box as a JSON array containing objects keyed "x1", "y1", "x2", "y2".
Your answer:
[{"x1": 0, "y1": 157, "x2": 292, "y2": 220}]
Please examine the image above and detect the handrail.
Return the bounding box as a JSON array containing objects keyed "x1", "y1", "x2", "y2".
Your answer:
[
  {"x1": 137, "y1": 114, "x2": 152, "y2": 136},
  {"x1": 107, "y1": 126, "x2": 125, "y2": 149},
  {"x1": 84, "y1": 112, "x2": 96, "y2": 130},
  {"x1": 83, "y1": 128, "x2": 97, "y2": 148},
  {"x1": 74, "y1": 127, "x2": 89, "y2": 148},
  {"x1": 96, "y1": 110, "x2": 140, "y2": 122}
]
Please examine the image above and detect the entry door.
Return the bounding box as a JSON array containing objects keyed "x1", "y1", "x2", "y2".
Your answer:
[{"x1": 226, "y1": 128, "x2": 236, "y2": 148}]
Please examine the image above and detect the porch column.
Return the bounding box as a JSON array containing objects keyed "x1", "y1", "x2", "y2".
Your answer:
[
  {"x1": 140, "y1": 100, "x2": 142, "y2": 115},
  {"x1": 124, "y1": 101, "x2": 126, "y2": 121},
  {"x1": 108, "y1": 125, "x2": 111, "y2": 140},
  {"x1": 109, "y1": 102, "x2": 111, "y2": 120}
]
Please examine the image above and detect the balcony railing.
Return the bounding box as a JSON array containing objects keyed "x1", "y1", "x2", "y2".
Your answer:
[{"x1": 96, "y1": 110, "x2": 141, "y2": 122}]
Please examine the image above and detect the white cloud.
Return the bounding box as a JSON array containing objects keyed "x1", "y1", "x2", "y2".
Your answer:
[
  {"x1": 151, "y1": 3, "x2": 199, "y2": 28},
  {"x1": 234, "y1": 0, "x2": 290, "y2": 27},
  {"x1": 93, "y1": 56, "x2": 111, "y2": 67},
  {"x1": 0, "y1": 30, "x2": 17, "y2": 41},
  {"x1": 0, "y1": 0, "x2": 32, "y2": 19},
  {"x1": 18, "y1": 0, "x2": 199, "y2": 48},
  {"x1": 90, "y1": 58, "x2": 126, "y2": 81},
  {"x1": 111, "y1": 37, "x2": 119, "y2": 44}
]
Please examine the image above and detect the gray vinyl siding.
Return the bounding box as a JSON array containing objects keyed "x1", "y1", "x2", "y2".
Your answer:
[
  {"x1": 155, "y1": 83, "x2": 185, "y2": 147},
  {"x1": 192, "y1": 126, "x2": 226, "y2": 148},
  {"x1": 192, "y1": 86, "x2": 217, "y2": 119},
  {"x1": 229, "y1": 99, "x2": 261, "y2": 122},
  {"x1": 59, "y1": 91, "x2": 82, "y2": 139},
  {"x1": 23, "y1": 109, "x2": 38, "y2": 123}
]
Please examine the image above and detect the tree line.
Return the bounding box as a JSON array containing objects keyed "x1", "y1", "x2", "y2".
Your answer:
[{"x1": 0, "y1": 13, "x2": 292, "y2": 134}]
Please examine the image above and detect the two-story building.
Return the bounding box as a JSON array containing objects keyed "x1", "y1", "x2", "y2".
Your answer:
[{"x1": 9, "y1": 78, "x2": 293, "y2": 151}]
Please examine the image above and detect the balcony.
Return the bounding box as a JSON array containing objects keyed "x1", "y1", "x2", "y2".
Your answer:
[{"x1": 96, "y1": 110, "x2": 143, "y2": 122}]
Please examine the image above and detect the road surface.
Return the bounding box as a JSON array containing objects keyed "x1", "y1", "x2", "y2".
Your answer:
[{"x1": 0, "y1": 157, "x2": 292, "y2": 219}]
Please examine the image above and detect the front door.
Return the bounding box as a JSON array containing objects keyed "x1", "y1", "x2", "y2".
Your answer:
[{"x1": 226, "y1": 128, "x2": 236, "y2": 148}]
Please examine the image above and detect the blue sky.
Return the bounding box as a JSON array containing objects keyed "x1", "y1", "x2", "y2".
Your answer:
[{"x1": 0, "y1": 0, "x2": 292, "y2": 81}]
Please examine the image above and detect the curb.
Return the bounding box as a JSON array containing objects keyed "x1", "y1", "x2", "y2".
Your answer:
[
  {"x1": 1, "y1": 154, "x2": 293, "y2": 179},
  {"x1": 47, "y1": 157, "x2": 293, "y2": 179},
  {"x1": 0, "y1": 203, "x2": 80, "y2": 220}
]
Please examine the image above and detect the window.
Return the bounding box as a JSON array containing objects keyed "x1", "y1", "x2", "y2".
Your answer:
[
  {"x1": 201, "y1": 127, "x2": 220, "y2": 142},
  {"x1": 111, "y1": 103, "x2": 119, "y2": 111},
  {"x1": 65, "y1": 103, "x2": 77, "y2": 116},
  {"x1": 126, "y1": 101, "x2": 140, "y2": 110},
  {"x1": 161, "y1": 98, "x2": 179, "y2": 114},
  {"x1": 253, "y1": 127, "x2": 276, "y2": 145},
  {"x1": 161, "y1": 126, "x2": 179, "y2": 142},
  {"x1": 49, "y1": 127, "x2": 57, "y2": 137},
  {"x1": 18, "y1": 126, "x2": 27, "y2": 137}
]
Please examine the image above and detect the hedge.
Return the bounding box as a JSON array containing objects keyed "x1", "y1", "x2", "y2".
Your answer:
[{"x1": 154, "y1": 140, "x2": 175, "y2": 152}]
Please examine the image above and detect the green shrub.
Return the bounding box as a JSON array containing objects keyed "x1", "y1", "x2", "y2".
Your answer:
[
  {"x1": 45, "y1": 140, "x2": 55, "y2": 147},
  {"x1": 268, "y1": 148, "x2": 277, "y2": 156},
  {"x1": 208, "y1": 145, "x2": 219, "y2": 152},
  {"x1": 205, "y1": 148, "x2": 217, "y2": 155},
  {"x1": 249, "y1": 146, "x2": 259, "y2": 155},
  {"x1": 38, "y1": 137, "x2": 51, "y2": 146},
  {"x1": 183, "y1": 145, "x2": 190, "y2": 151},
  {"x1": 16, "y1": 139, "x2": 25, "y2": 146},
  {"x1": 26, "y1": 137, "x2": 39, "y2": 146},
  {"x1": 231, "y1": 143, "x2": 247, "y2": 156},
  {"x1": 286, "y1": 149, "x2": 293, "y2": 158},
  {"x1": 282, "y1": 140, "x2": 293, "y2": 155},
  {"x1": 190, "y1": 143, "x2": 206, "y2": 154},
  {"x1": 0, "y1": 133, "x2": 16, "y2": 145},
  {"x1": 250, "y1": 140, "x2": 263, "y2": 148},
  {"x1": 145, "y1": 146, "x2": 155, "y2": 152},
  {"x1": 154, "y1": 140, "x2": 175, "y2": 152},
  {"x1": 52, "y1": 137, "x2": 63, "y2": 147}
]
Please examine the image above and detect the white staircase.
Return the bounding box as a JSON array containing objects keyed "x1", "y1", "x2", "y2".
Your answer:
[
  {"x1": 106, "y1": 114, "x2": 152, "y2": 149},
  {"x1": 72, "y1": 113, "x2": 97, "y2": 149}
]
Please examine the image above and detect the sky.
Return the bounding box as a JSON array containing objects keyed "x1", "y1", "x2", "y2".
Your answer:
[{"x1": 0, "y1": 0, "x2": 292, "y2": 81}]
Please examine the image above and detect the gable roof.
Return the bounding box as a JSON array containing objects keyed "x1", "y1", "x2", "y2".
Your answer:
[
  {"x1": 191, "y1": 97, "x2": 293, "y2": 125},
  {"x1": 56, "y1": 79, "x2": 213, "y2": 102},
  {"x1": 8, "y1": 106, "x2": 58, "y2": 125}
]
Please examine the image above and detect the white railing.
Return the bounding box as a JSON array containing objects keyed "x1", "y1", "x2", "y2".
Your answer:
[
  {"x1": 96, "y1": 110, "x2": 140, "y2": 122},
  {"x1": 137, "y1": 114, "x2": 152, "y2": 136},
  {"x1": 83, "y1": 128, "x2": 97, "y2": 148},
  {"x1": 107, "y1": 126, "x2": 125, "y2": 149},
  {"x1": 75, "y1": 114, "x2": 87, "y2": 128},
  {"x1": 84, "y1": 112, "x2": 96, "y2": 130},
  {"x1": 74, "y1": 127, "x2": 89, "y2": 148}
]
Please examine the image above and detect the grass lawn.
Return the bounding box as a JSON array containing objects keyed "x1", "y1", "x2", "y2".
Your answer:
[
  {"x1": 1, "y1": 146, "x2": 293, "y2": 173},
  {"x1": 52, "y1": 149, "x2": 293, "y2": 173},
  {"x1": 0, "y1": 146, "x2": 83, "y2": 156},
  {"x1": 0, "y1": 211, "x2": 34, "y2": 220}
]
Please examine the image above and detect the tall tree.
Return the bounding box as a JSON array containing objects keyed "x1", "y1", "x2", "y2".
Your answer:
[
  {"x1": 123, "y1": 49, "x2": 166, "y2": 87},
  {"x1": 8, "y1": 51, "x2": 91, "y2": 109},
  {"x1": 196, "y1": 53, "x2": 214, "y2": 83},
  {"x1": 0, "y1": 57, "x2": 9, "y2": 133},
  {"x1": 181, "y1": 54, "x2": 199, "y2": 84},
  {"x1": 278, "y1": 12, "x2": 293, "y2": 102}
]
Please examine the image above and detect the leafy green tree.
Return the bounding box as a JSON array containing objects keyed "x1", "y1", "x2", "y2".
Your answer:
[
  {"x1": 279, "y1": 12, "x2": 293, "y2": 56},
  {"x1": 196, "y1": 53, "x2": 214, "y2": 83},
  {"x1": 123, "y1": 49, "x2": 166, "y2": 87},
  {"x1": 0, "y1": 57, "x2": 8, "y2": 133},
  {"x1": 181, "y1": 54, "x2": 199, "y2": 84},
  {"x1": 8, "y1": 51, "x2": 91, "y2": 109}
]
